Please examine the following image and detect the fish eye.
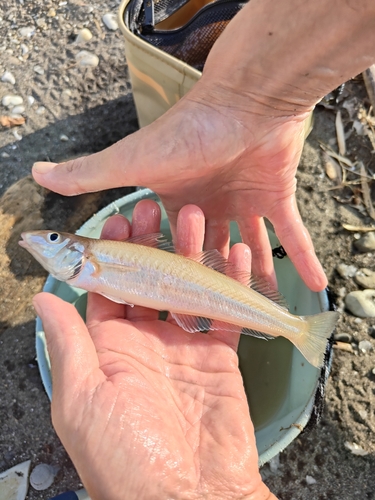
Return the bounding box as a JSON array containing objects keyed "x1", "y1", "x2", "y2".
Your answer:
[{"x1": 48, "y1": 232, "x2": 60, "y2": 243}]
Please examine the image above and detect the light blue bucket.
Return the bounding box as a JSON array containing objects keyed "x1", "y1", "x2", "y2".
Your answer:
[{"x1": 35, "y1": 188, "x2": 331, "y2": 465}]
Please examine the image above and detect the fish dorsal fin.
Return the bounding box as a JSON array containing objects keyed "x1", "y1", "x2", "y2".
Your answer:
[
  {"x1": 188, "y1": 249, "x2": 288, "y2": 309},
  {"x1": 125, "y1": 232, "x2": 175, "y2": 252},
  {"x1": 170, "y1": 312, "x2": 274, "y2": 340}
]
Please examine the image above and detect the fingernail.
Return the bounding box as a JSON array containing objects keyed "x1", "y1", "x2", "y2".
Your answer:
[{"x1": 32, "y1": 161, "x2": 58, "y2": 174}]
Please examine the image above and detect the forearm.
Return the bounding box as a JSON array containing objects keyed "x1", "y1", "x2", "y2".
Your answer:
[{"x1": 202, "y1": 0, "x2": 375, "y2": 114}]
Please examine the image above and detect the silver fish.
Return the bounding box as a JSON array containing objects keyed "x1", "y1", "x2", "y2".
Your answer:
[{"x1": 19, "y1": 230, "x2": 338, "y2": 367}]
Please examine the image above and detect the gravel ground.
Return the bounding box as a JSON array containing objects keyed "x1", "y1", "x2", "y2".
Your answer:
[{"x1": 0, "y1": 0, "x2": 375, "y2": 499}]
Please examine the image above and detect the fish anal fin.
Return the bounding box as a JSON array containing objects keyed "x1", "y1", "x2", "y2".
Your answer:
[
  {"x1": 171, "y1": 313, "x2": 212, "y2": 333},
  {"x1": 125, "y1": 233, "x2": 175, "y2": 252}
]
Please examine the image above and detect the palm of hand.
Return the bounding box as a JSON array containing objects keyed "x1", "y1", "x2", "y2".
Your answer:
[{"x1": 37, "y1": 202, "x2": 269, "y2": 500}]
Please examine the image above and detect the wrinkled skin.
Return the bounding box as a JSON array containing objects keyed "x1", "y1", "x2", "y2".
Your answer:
[{"x1": 34, "y1": 200, "x2": 277, "y2": 500}]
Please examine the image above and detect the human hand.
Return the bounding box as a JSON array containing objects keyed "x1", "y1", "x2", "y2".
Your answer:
[{"x1": 33, "y1": 200, "x2": 277, "y2": 500}]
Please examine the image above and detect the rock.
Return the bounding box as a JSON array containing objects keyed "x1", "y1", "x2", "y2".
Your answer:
[
  {"x1": 47, "y1": 8, "x2": 56, "y2": 17},
  {"x1": 27, "y1": 95, "x2": 35, "y2": 105},
  {"x1": 75, "y1": 50, "x2": 99, "y2": 67},
  {"x1": 337, "y1": 263, "x2": 357, "y2": 279},
  {"x1": 36, "y1": 18, "x2": 47, "y2": 29},
  {"x1": 354, "y1": 268, "x2": 375, "y2": 289},
  {"x1": 30, "y1": 464, "x2": 57, "y2": 491},
  {"x1": 36, "y1": 106, "x2": 46, "y2": 115},
  {"x1": 344, "y1": 442, "x2": 369, "y2": 456},
  {"x1": 11, "y1": 105, "x2": 25, "y2": 115},
  {"x1": 102, "y1": 12, "x2": 119, "y2": 31},
  {"x1": 354, "y1": 232, "x2": 375, "y2": 252},
  {"x1": 306, "y1": 475, "x2": 317, "y2": 485},
  {"x1": 20, "y1": 43, "x2": 29, "y2": 55},
  {"x1": 75, "y1": 28, "x2": 92, "y2": 43},
  {"x1": 33, "y1": 65, "x2": 44, "y2": 75},
  {"x1": 1, "y1": 70, "x2": 15, "y2": 85},
  {"x1": 59, "y1": 134, "x2": 69, "y2": 142},
  {"x1": 2, "y1": 95, "x2": 23, "y2": 107},
  {"x1": 358, "y1": 340, "x2": 373, "y2": 353},
  {"x1": 345, "y1": 290, "x2": 375, "y2": 317},
  {"x1": 333, "y1": 332, "x2": 352, "y2": 343},
  {"x1": 19, "y1": 26, "x2": 35, "y2": 37}
]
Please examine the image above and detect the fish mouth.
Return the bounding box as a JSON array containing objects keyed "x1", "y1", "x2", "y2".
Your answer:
[{"x1": 18, "y1": 232, "x2": 29, "y2": 249}]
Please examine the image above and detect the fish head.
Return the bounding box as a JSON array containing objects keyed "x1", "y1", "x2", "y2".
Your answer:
[{"x1": 19, "y1": 231, "x2": 85, "y2": 281}]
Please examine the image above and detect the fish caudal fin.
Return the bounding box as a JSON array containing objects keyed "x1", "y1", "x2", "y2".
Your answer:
[{"x1": 295, "y1": 311, "x2": 339, "y2": 368}]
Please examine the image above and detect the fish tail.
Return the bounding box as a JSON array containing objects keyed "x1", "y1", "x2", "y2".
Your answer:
[{"x1": 293, "y1": 311, "x2": 339, "y2": 368}]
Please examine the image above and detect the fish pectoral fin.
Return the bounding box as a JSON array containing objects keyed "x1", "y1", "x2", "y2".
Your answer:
[
  {"x1": 100, "y1": 292, "x2": 134, "y2": 307},
  {"x1": 170, "y1": 313, "x2": 274, "y2": 340}
]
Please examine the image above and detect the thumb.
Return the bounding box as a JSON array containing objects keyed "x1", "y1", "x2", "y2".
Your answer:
[{"x1": 33, "y1": 292, "x2": 99, "y2": 403}]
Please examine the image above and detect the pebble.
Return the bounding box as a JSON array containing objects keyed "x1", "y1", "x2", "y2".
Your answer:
[
  {"x1": 76, "y1": 28, "x2": 92, "y2": 43},
  {"x1": 306, "y1": 475, "x2": 317, "y2": 485},
  {"x1": 344, "y1": 442, "x2": 369, "y2": 456},
  {"x1": 19, "y1": 26, "x2": 35, "y2": 37},
  {"x1": 102, "y1": 12, "x2": 119, "y2": 31},
  {"x1": 47, "y1": 8, "x2": 56, "y2": 17},
  {"x1": 30, "y1": 463, "x2": 57, "y2": 491},
  {"x1": 354, "y1": 268, "x2": 375, "y2": 289},
  {"x1": 1, "y1": 70, "x2": 16, "y2": 85},
  {"x1": 59, "y1": 134, "x2": 69, "y2": 141},
  {"x1": 1, "y1": 152, "x2": 10, "y2": 158},
  {"x1": 36, "y1": 106, "x2": 46, "y2": 115},
  {"x1": 2, "y1": 95, "x2": 23, "y2": 107},
  {"x1": 337, "y1": 263, "x2": 357, "y2": 279},
  {"x1": 20, "y1": 43, "x2": 29, "y2": 55},
  {"x1": 27, "y1": 95, "x2": 35, "y2": 105},
  {"x1": 12, "y1": 129, "x2": 22, "y2": 141},
  {"x1": 75, "y1": 50, "x2": 99, "y2": 67},
  {"x1": 345, "y1": 290, "x2": 375, "y2": 318},
  {"x1": 11, "y1": 105, "x2": 25, "y2": 115},
  {"x1": 333, "y1": 332, "x2": 352, "y2": 343},
  {"x1": 354, "y1": 232, "x2": 375, "y2": 252},
  {"x1": 36, "y1": 18, "x2": 47, "y2": 29},
  {"x1": 33, "y1": 65, "x2": 44, "y2": 75},
  {"x1": 358, "y1": 340, "x2": 372, "y2": 353}
]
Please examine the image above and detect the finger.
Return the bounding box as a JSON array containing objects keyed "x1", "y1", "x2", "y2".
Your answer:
[
  {"x1": 208, "y1": 243, "x2": 252, "y2": 350},
  {"x1": 238, "y1": 216, "x2": 277, "y2": 289},
  {"x1": 204, "y1": 219, "x2": 230, "y2": 257},
  {"x1": 269, "y1": 197, "x2": 327, "y2": 292},
  {"x1": 33, "y1": 293, "x2": 100, "y2": 405},
  {"x1": 86, "y1": 215, "x2": 131, "y2": 324},
  {"x1": 126, "y1": 200, "x2": 161, "y2": 321},
  {"x1": 175, "y1": 204, "x2": 205, "y2": 255}
]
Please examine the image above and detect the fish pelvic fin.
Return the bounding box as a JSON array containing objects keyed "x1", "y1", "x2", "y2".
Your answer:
[{"x1": 295, "y1": 311, "x2": 339, "y2": 368}]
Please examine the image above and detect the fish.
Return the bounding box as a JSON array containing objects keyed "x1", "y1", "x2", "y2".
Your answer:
[{"x1": 19, "y1": 230, "x2": 339, "y2": 368}]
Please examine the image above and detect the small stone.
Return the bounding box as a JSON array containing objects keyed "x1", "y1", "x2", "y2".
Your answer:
[
  {"x1": 30, "y1": 464, "x2": 57, "y2": 491},
  {"x1": 337, "y1": 263, "x2": 357, "y2": 279},
  {"x1": 11, "y1": 105, "x2": 25, "y2": 115},
  {"x1": 12, "y1": 129, "x2": 22, "y2": 141},
  {"x1": 75, "y1": 50, "x2": 99, "y2": 67},
  {"x1": 62, "y1": 89, "x2": 72, "y2": 97},
  {"x1": 345, "y1": 290, "x2": 375, "y2": 318},
  {"x1": 59, "y1": 134, "x2": 69, "y2": 142},
  {"x1": 333, "y1": 332, "x2": 352, "y2": 343},
  {"x1": 344, "y1": 442, "x2": 369, "y2": 456},
  {"x1": 1, "y1": 70, "x2": 16, "y2": 85},
  {"x1": 372, "y1": 367, "x2": 375, "y2": 375},
  {"x1": 102, "y1": 12, "x2": 119, "y2": 31},
  {"x1": 1, "y1": 152, "x2": 10, "y2": 158},
  {"x1": 358, "y1": 340, "x2": 372, "y2": 353},
  {"x1": 36, "y1": 106, "x2": 46, "y2": 115},
  {"x1": 47, "y1": 8, "x2": 56, "y2": 17},
  {"x1": 36, "y1": 18, "x2": 47, "y2": 29},
  {"x1": 354, "y1": 317, "x2": 362, "y2": 324},
  {"x1": 2, "y1": 95, "x2": 23, "y2": 107},
  {"x1": 306, "y1": 475, "x2": 317, "y2": 485},
  {"x1": 358, "y1": 409, "x2": 368, "y2": 420},
  {"x1": 20, "y1": 43, "x2": 29, "y2": 55},
  {"x1": 355, "y1": 232, "x2": 375, "y2": 252},
  {"x1": 27, "y1": 95, "x2": 35, "y2": 105},
  {"x1": 76, "y1": 28, "x2": 92, "y2": 43},
  {"x1": 354, "y1": 268, "x2": 375, "y2": 289},
  {"x1": 19, "y1": 26, "x2": 35, "y2": 37},
  {"x1": 33, "y1": 65, "x2": 44, "y2": 75}
]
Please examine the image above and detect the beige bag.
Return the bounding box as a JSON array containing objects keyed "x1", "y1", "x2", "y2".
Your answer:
[{"x1": 118, "y1": 0, "x2": 312, "y2": 133}]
